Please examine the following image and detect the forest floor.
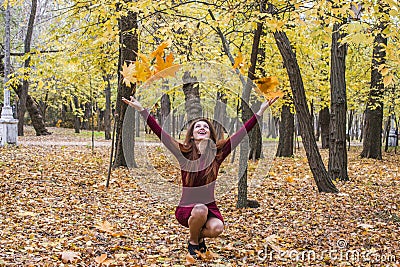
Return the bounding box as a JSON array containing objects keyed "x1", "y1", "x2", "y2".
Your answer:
[{"x1": 0, "y1": 127, "x2": 399, "y2": 266}]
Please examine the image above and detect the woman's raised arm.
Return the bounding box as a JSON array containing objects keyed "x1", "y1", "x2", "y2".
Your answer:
[
  {"x1": 122, "y1": 96, "x2": 181, "y2": 157},
  {"x1": 219, "y1": 97, "x2": 279, "y2": 162}
]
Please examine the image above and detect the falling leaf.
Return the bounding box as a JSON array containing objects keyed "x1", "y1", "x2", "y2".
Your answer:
[
  {"x1": 60, "y1": 251, "x2": 80, "y2": 263},
  {"x1": 150, "y1": 39, "x2": 172, "y2": 58},
  {"x1": 254, "y1": 76, "x2": 284, "y2": 99},
  {"x1": 120, "y1": 62, "x2": 136, "y2": 87},
  {"x1": 95, "y1": 253, "x2": 107, "y2": 264},
  {"x1": 134, "y1": 61, "x2": 152, "y2": 82}
]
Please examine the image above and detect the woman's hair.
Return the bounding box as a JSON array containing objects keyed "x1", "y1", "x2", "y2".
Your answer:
[{"x1": 180, "y1": 118, "x2": 227, "y2": 186}]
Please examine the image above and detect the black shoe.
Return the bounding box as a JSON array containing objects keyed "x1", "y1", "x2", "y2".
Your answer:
[
  {"x1": 188, "y1": 241, "x2": 200, "y2": 256},
  {"x1": 199, "y1": 239, "x2": 207, "y2": 252}
]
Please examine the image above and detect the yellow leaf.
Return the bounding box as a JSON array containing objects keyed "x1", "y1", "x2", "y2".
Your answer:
[
  {"x1": 383, "y1": 74, "x2": 394, "y2": 87},
  {"x1": 150, "y1": 39, "x2": 172, "y2": 58},
  {"x1": 381, "y1": 68, "x2": 389, "y2": 76},
  {"x1": 135, "y1": 61, "x2": 152, "y2": 82},
  {"x1": 233, "y1": 52, "x2": 243, "y2": 69},
  {"x1": 286, "y1": 176, "x2": 294, "y2": 183},
  {"x1": 254, "y1": 76, "x2": 283, "y2": 98},
  {"x1": 153, "y1": 53, "x2": 180, "y2": 78},
  {"x1": 120, "y1": 62, "x2": 136, "y2": 87}
]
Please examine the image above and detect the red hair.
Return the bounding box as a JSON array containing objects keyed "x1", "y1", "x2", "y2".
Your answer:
[{"x1": 179, "y1": 118, "x2": 227, "y2": 186}]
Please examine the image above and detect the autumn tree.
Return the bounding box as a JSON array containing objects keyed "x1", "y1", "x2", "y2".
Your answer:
[
  {"x1": 267, "y1": 0, "x2": 338, "y2": 193},
  {"x1": 361, "y1": 1, "x2": 389, "y2": 159},
  {"x1": 113, "y1": 4, "x2": 138, "y2": 168},
  {"x1": 329, "y1": 13, "x2": 348, "y2": 181}
]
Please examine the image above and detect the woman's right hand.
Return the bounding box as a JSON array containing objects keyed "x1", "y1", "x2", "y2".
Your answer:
[{"x1": 122, "y1": 96, "x2": 144, "y2": 111}]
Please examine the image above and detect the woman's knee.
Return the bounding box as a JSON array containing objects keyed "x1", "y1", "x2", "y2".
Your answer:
[
  {"x1": 211, "y1": 222, "x2": 224, "y2": 236},
  {"x1": 191, "y1": 204, "x2": 208, "y2": 218}
]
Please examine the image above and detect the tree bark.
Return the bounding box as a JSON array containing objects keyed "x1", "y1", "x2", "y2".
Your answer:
[
  {"x1": 26, "y1": 94, "x2": 51, "y2": 135},
  {"x1": 17, "y1": 0, "x2": 37, "y2": 136},
  {"x1": 237, "y1": 18, "x2": 264, "y2": 208},
  {"x1": 249, "y1": 100, "x2": 262, "y2": 160},
  {"x1": 319, "y1": 107, "x2": 330, "y2": 149},
  {"x1": 73, "y1": 96, "x2": 80, "y2": 133},
  {"x1": 361, "y1": 11, "x2": 387, "y2": 159},
  {"x1": 276, "y1": 104, "x2": 294, "y2": 157},
  {"x1": 161, "y1": 93, "x2": 171, "y2": 134},
  {"x1": 182, "y1": 71, "x2": 202, "y2": 124},
  {"x1": 273, "y1": 30, "x2": 338, "y2": 193},
  {"x1": 328, "y1": 22, "x2": 348, "y2": 181},
  {"x1": 113, "y1": 7, "x2": 138, "y2": 168},
  {"x1": 103, "y1": 74, "x2": 112, "y2": 140},
  {"x1": 213, "y1": 91, "x2": 227, "y2": 140},
  {"x1": 13, "y1": 84, "x2": 50, "y2": 135}
]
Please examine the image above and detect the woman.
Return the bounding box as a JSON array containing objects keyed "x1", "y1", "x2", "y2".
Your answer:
[{"x1": 122, "y1": 96, "x2": 278, "y2": 256}]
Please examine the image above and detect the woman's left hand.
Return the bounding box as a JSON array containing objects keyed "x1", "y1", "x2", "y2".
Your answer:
[{"x1": 256, "y1": 96, "x2": 279, "y2": 116}]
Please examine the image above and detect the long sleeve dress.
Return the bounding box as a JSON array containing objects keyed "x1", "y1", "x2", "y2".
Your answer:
[{"x1": 140, "y1": 109, "x2": 260, "y2": 227}]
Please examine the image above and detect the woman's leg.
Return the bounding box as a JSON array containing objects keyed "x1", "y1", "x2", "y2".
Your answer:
[
  {"x1": 188, "y1": 204, "x2": 208, "y2": 245},
  {"x1": 201, "y1": 217, "x2": 224, "y2": 238}
]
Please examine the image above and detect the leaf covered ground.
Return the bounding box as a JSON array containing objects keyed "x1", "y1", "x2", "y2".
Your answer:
[{"x1": 0, "y1": 129, "x2": 399, "y2": 266}]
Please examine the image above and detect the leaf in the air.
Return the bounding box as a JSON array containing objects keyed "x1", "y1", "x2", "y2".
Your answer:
[
  {"x1": 135, "y1": 61, "x2": 151, "y2": 82},
  {"x1": 120, "y1": 62, "x2": 136, "y2": 87},
  {"x1": 254, "y1": 76, "x2": 284, "y2": 98},
  {"x1": 154, "y1": 53, "x2": 180, "y2": 78},
  {"x1": 150, "y1": 39, "x2": 172, "y2": 58}
]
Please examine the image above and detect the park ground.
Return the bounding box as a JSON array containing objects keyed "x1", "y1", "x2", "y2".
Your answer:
[{"x1": 0, "y1": 127, "x2": 399, "y2": 266}]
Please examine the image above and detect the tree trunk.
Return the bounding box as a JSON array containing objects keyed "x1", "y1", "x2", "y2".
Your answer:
[
  {"x1": 319, "y1": 107, "x2": 330, "y2": 149},
  {"x1": 249, "y1": 100, "x2": 262, "y2": 160},
  {"x1": 73, "y1": 96, "x2": 80, "y2": 133},
  {"x1": 273, "y1": 30, "x2": 338, "y2": 193},
  {"x1": 328, "y1": 22, "x2": 348, "y2": 181},
  {"x1": 237, "y1": 19, "x2": 264, "y2": 208},
  {"x1": 103, "y1": 75, "x2": 112, "y2": 140},
  {"x1": 13, "y1": 83, "x2": 50, "y2": 135},
  {"x1": 361, "y1": 15, "x2": 387, "y2": 159},
  {"x1": 113, "y1": 7, "x2": 138, "y2": 168},
  {"x1": 161, "y1": 93, "x2": 171, "y2": 134},
  {"x1": 213, "y1": 91, "x2": 227, "y2": 140},
  {"x1": 17, "y1": 0, "x2": 37, "y2": 136},
  {"x1": 182, "y1": 71, "x2": 202, "y2": 124},
  {"x1": 26, "y1": 94, "x2": 51, "y2": 135},
  {"x1": 276, "y1": 104, "x2": 294, "y2": 157}
]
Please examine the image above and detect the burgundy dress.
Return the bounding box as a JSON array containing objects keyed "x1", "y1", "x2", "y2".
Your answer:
[{"x1": 140, "y1": 109, "x2": 260, "y2": 227}]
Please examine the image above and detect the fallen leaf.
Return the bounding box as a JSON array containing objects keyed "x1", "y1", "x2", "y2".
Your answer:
[
  {"x1": 185, "y1": 254, "x2": 196, "y2": 265},
  {"x1": 95, "y1": 253, "x2": 107, "y2": 264},
  {"x1": 60, "y1": 251, "x2": 80, "y2": 263}
]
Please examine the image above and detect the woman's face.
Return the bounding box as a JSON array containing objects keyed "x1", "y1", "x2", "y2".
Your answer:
[{"x1": 192, "y1": 120, "x2": 211, "y2": 141}]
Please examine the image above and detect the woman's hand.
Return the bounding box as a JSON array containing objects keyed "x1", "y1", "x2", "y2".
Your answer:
[
  {"x1": 256, "y1": 96, "x2": 279, "y2": 116},
  {"x1": 122, "y1": 96, "x2": 144, "y2": 112}
]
